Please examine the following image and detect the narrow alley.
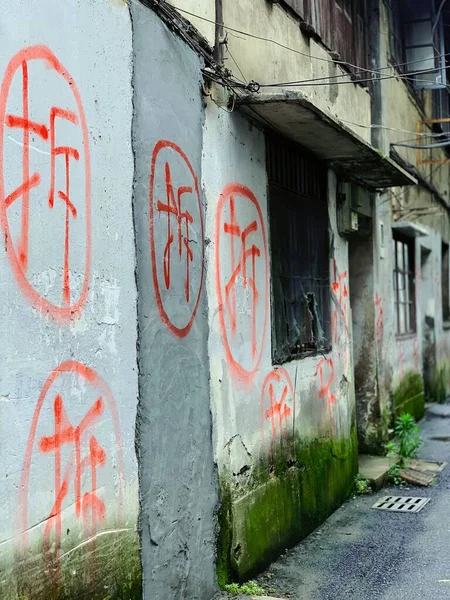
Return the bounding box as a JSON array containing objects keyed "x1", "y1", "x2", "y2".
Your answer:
[{"x1": 250, "y1": 403, "x2": 450, "y2": 600}]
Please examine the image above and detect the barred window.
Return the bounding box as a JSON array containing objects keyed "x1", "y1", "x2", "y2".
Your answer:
[{"x1": 267, "y1": 134, "x2": 331, "y2": 364}]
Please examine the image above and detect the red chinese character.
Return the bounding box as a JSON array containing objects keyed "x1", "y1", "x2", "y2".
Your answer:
[
  {"x1": 314, "y1": 358, "x2": 336, "y2": 405},
  {"x1": 0, "y1": 45, "x2": 91, "y2": 320},
  {"x1": 216, "y1": 184, "x2": 269, "y2": 384},
  {"x1": 150, "y1": 140, "x2": 204, "y2": 338},
  {"x1": 19, "y1": 362, "x2": 124, "y2": 577},
  {"x1": 261, "y1": 368, "x2": 294, "y2": 441},
  {"x1": 157, "y1": 161, "x2": 193, "y2": 303},
  {"x1": 331, "y1": 259, "x2": 349, "y2": 344},
  {"x1": 224, "y1": 195, "x2": 261, "y2": 359},
  {"x1": 39, "y1": 394, "x2": 106, "y2": 550}
]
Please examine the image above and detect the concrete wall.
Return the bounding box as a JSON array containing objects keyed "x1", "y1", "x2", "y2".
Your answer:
[
  {"x1": 131, "y1": 4, "x2": 218, "y2": 600},
  {"x1": 170, "y1": 0, "x2": 372, "y2": 140},
  {"x1": 373, "y1": 3, "x2": 450, "y2": 408},
  {"x1": 0, "y1": 1, "x2": 140, "y2": 599},
  {"x1": 202, "y1": 103, "x2": 357, "y2": 582}
]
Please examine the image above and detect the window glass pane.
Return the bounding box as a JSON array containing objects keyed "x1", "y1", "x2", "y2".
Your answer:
[
  {"x1": 397, "y1": 241, "x2": 404, "y2": 271},
  {"x1": 405, "y1": 270, "x2": 411, "y2": 305},
  {"x1": 399, "y1": 303, "x2": 406, "y2": 334}
]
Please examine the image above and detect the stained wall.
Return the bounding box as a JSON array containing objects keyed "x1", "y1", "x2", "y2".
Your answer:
[
  {"x1": 202, "y1": 103, "x2": 357, "y2": 581},
  {"x1": 0, "y1": 1, "x2": 140, "y2": 598},
  {"x1": 131, "y1": 3, "x2": 218, "y2": 600}
]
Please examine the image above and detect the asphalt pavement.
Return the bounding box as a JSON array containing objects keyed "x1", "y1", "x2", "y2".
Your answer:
[{"x1": 253, "y1": 403, "x2": 450, "y2": 600}]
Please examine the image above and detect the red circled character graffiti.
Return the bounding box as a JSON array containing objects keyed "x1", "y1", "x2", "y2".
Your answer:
[
  {"x1": 216, "y1": 184, "x2": 269, "y2": 384},
  {"x1": 314, "y1": 358, "x2": 336, "y2": 405},
  {"x1": 261, "y1": 368, "x2": 294, "y2": 441},
  {"x1": 18, "y1": 362, "x2": 124, "y2": 574},
  {"x1": 0, "y1": 45, "x2": 91, "y2": 320},
  {"x1": 331, "y1": 258, "x2": 350, "y2": 370},
  {"x1": 149, "y1": 140, "x2": 204, "y2": 338}
]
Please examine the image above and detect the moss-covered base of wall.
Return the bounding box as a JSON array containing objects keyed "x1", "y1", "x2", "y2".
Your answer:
[
  {"x1": 217, "y1": 429, "x2": 358, "y2": 584},
  {"x1": 428, "y1": 361, "x2": 450, "y2": 404},
  {"x1": 0, "y1": 528, "x2": 142, "y2": 600},
  {"x1": 357, "y1": 404, "x2": 392, "y2": 456},
  {"x1": 393, "y1": 371, "x2": 425, "y2": 421}
]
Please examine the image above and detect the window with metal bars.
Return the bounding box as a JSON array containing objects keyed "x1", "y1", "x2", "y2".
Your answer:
[
  {"x1": 393, "y1": 235, "x2": 416, "y2": 335},
  {"x1": 267, "y1": 134, "x2": 331, "y2": 364}
]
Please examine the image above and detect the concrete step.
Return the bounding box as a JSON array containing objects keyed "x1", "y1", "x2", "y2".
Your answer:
[{"x1": 358, "y1": 454, "x2": 395, "y2": 490}]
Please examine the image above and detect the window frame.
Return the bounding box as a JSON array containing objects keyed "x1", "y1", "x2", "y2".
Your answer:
[
  {"x1": 267, "y1": 135, "x2": 331, "y2": 365},
  {"x1": 393, "y1": 234, "x2": 416, "y2": 336}
]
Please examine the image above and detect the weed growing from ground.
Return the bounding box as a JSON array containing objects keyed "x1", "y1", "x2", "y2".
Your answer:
[
  {"x1": 354, "y1": 475, "x2": 372, "y2": 495},
  {"x1": 224, "y1": 580, "x2": 266, "y2": 595},
  {"x1": 385, "y1": 412, "x2": 422, "y2": 468}
]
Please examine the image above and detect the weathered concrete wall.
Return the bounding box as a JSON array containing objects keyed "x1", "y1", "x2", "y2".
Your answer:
[
  {"x1": 131, "y1": 4, "x2": 218, "y2": 600},
  {"x1": 349, "y1": 226, "x2": 380, "y2": 452},
  {"x1": 0, "y1": 1, "x2": 140, "y2": 599},
  {"x1": 202, "y1": 103, "x2": 357, "y2": 582},
  {"x1": 169, "y1": 0, "x2": 372, "y2": 140},
  {"x1": 366, "y1": 3, "x2": 450, "y2": 426}
]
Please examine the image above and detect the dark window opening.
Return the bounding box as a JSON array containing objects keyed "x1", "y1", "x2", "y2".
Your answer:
[
  {"x1": 282, "y1": 0, "x2": 369, "y2": 75},
  {"x1": 393, "y1": 234, "x2": 416, "y2": 335},
  {"x1": 267, "y1": 134, "x2": 331, "y2": 364},
  {"x1": 442, "y1": 242, "x2": 449, "y2": 321},
  {"x1": 388, "y1": 0, "x2": 448, "y2": 90},
  {"x1": 389, "y1": 0, "x2": 406, "y2": 69}
]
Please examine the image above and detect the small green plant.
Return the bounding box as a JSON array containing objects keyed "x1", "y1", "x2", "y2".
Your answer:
[
  {"x1": 388, "y1": 463, "x2": 405, "y2": 486},
  {"x1": 384, "y1": 413, "x2": 422, "y2": 466},
  {"x1": 385, "y1": 441, "x2": 396, "y2": 456},
  {"x1": 395, "y1": 412, "x2": 422, "y2": 461},
  {"x1": 224, "y1": 580, "x2": 266, "y2": 596},
  {"x1": 354, "y1": 475, "x2": 372, "y2": 495}
]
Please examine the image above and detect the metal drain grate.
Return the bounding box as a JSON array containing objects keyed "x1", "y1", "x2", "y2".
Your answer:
[{"x1": 372, "y1": 496, "x2": 430, "y2": 513}]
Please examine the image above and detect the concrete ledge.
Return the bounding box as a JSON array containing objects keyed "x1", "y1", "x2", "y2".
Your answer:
[{"x1": 359, "y1": 455, "x2": 395, "y2": 490}]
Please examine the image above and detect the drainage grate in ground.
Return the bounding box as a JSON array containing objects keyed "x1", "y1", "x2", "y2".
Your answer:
[{"x1": 372, "y1": 496, "x2": 430, "y2": 513}]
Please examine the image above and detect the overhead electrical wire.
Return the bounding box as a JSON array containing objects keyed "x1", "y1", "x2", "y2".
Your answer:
[
  {"x1": 167, "y1": 0, "x2": 450, "y2": 81},
  {"x1": 151, "y1": 0, "x2": 450, "y2": 160}
]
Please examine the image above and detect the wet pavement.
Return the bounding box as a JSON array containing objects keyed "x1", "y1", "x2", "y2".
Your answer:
[{"x1": 251, "y1": 403, "x2": 450, "y2": 599}]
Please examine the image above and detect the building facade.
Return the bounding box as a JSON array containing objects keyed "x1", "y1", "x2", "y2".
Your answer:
[{"x1": 0, "y1": 0, "x2": 449, "y2": 599}]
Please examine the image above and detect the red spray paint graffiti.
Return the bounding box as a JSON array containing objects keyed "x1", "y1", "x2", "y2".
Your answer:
[
  {"x1": 413, "y1": 337, "x2": 420, "y2": 371},
  {"x1": 0, "y1": 46, "x2": 91, "y2": 320},
  {"x1": 331, "y1": 259, "x2": 349, "y2": 370},
  {"x1": 375, "y1": 293, "x2": 384, "y2": 347},
  {"x1": 314, "y1": 357, "x2": 337, "y2": 433},
  {"x1": 215, "y1": 184, "x2": 269, "y2": 384},
  {"x1": 260, "y1": 368, "x2": 294, "y2": 441},
  {"x1": 314, "y1": 358, "x2": 336, "y2": 405},
  {"x1": 19, "y1": 362, "x2": 124, "y2": 572},
  {"x1": 149, "y1": 140, "x2": 204, "y2": 337}
]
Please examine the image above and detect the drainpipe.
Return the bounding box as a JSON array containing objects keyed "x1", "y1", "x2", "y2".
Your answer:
[{"x1": 214, "y1": 0, "x2": 224, "y2": 65}]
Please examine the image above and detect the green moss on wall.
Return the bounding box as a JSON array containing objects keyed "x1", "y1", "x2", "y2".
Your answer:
[
  {"x1": 217, "y1": 429, "x2": 358, "y2": 583},
  {"x1": 393, "y1": 371, "x2": 425, "y2": 421},
  {"x1": 429, "y1": 361, "x2": 450, "y2": 404},
  {"x1": 0, "y1": 528, "x2": 141, "y2": 600}
]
